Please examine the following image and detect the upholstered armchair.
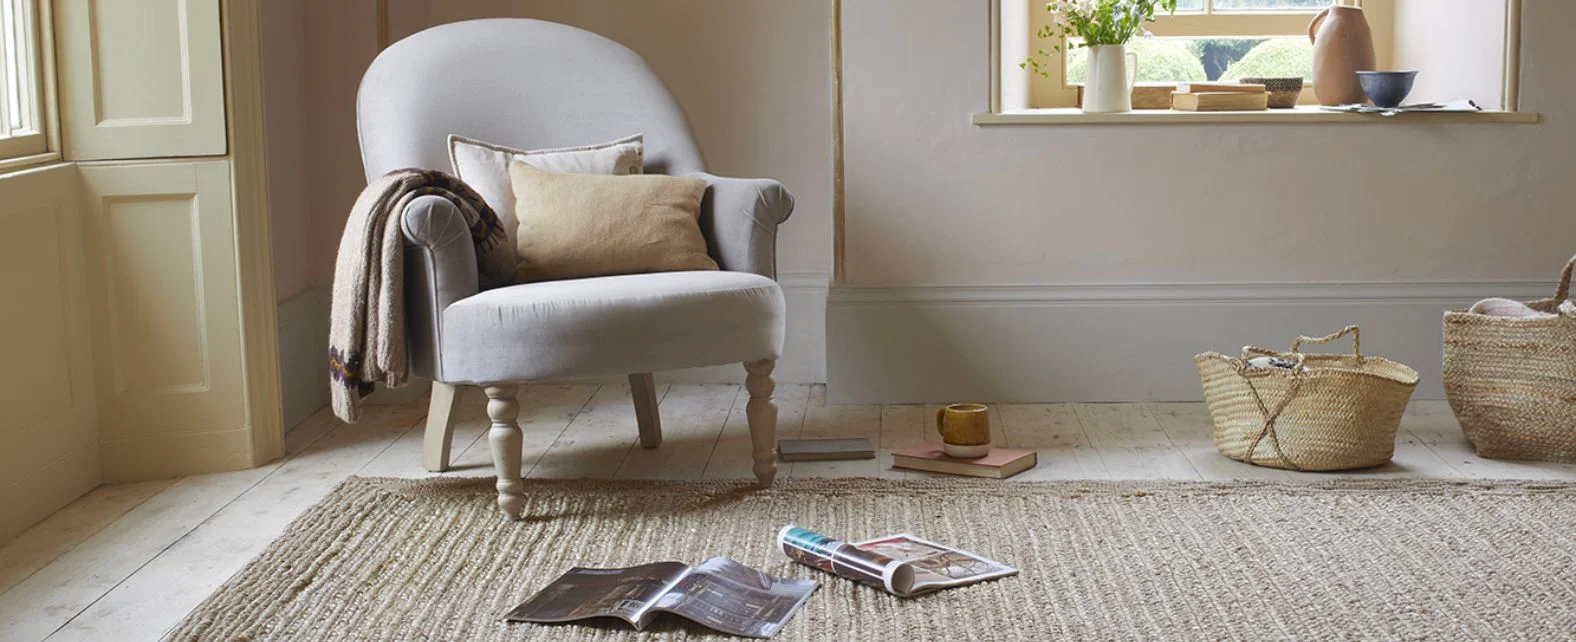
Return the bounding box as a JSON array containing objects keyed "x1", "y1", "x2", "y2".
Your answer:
[{"x1": 357, "y1": 19, "x2": 793, "y2": 520}]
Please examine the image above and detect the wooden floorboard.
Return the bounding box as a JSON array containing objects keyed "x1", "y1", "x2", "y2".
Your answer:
[
  {"x1": 615, "y1": 384, "x2": 739, "y2": 480},
  {"x1": 2, "y1": 385, "x2": 1573, "y2": 642},
  {"x1": 701, "y1": 384, "x2": 810, "y2": 480},
  {"x1": 0, "y1": 480, "x2": 174, "y2": 598},
  {"x1": 528, "y1": 384, "x2": 657, "y2": 480},
  {"x1": 41, "y1": 404, "x2": 427, "y2": 642}
]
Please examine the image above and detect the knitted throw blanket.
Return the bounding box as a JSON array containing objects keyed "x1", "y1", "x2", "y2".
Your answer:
[{"x1": 329, "y1": 169, "x2": 514, "y2": 422}]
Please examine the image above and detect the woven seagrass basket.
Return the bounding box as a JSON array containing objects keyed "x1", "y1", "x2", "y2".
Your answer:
[
  {"x1": 1195, "y1": 326, "x2": 1420, "y2": 471},
  {"x1": 1443, "y1": 254, "x2": 1576, "y2": 463}
]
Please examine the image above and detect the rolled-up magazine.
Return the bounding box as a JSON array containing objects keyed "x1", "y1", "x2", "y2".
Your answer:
[{"x1": 777, "y1": 525, "x2": 1016, "y2": 597}]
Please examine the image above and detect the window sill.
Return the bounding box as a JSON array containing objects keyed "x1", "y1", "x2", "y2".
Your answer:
[
  {"x1": 972, "y1": 107, "x2": 1541, "y2": 126},
  {"x1": 0, "y1": 151, "x2": 64, "y2": 175}
]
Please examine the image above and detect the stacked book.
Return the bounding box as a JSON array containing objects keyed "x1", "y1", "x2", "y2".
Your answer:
[
  {"x1": 891, "y1": 443, "x2": 1037, "y2": 479},
  {"x1": 1171, "y1": 82, "x2": 1268, "y2": 112}
]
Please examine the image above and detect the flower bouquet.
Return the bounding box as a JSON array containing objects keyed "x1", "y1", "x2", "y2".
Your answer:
[{"x1": 1023, "y1": 0, "x2": 1179, "y2": 113}]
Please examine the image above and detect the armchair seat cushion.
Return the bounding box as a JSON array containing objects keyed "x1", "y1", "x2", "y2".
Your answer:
[{"x1": 438, "y1": 271, "x2": 785, "y2": 383}]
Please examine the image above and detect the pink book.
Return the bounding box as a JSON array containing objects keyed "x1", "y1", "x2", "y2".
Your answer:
[{"x1": 891, "y1": 442, "x2": 1037, "y2": 479}]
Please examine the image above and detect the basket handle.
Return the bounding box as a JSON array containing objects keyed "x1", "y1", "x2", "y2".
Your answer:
[
  {"x1": 1555, "y1": 254, "x2": 1576, "y2": 303},
  {"x1": 1290, "y1": 325, "x2": 1361, "y2": 360}
]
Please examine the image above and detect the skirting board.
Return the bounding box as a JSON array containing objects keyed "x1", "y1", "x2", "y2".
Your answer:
[
  {"x1": 827, "y1": 281, "x2": 1554, "y2": 404},
  {"x1": 0, "y1": 446, "x2": 99, "y2": 544},
  {"x1": 277, "y1": 287, "x2": 331, "y2": 429}
]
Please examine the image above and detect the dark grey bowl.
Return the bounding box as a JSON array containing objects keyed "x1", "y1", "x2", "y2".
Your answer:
[{"x1": 1357, "y1": 70, "x2": 1419, "y2": 108}]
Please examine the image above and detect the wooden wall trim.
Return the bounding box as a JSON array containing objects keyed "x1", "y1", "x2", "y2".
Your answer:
[
  {"x1": 222, "y1": 0, "x2": 285, "y2": 465},
  {"x1": 1503, "y1": 0, "x2": 1522, "y2": 111},
  {"x1": 375, "y1": 0, "x2": 390, "y2": 50},
  {"x1": 831, "y1": 0, "x2": 846, "y2": 284}
]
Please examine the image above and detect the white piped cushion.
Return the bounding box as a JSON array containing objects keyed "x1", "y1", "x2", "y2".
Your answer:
[
  {"x1": 439, "y1": 271, "x2": 785, "y2": 383},
  {"x1": 448, "y1": 133, "x2": 643, "y2": 255}
]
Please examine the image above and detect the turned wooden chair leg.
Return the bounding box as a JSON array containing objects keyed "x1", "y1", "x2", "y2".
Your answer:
[
  {"x1": 630, "y1": 373, "x2": 662, "y2": 449},
  {"x1": 421, "y1": 382, "x2": 462, "y2": 472},
  {"x1": 485, "y1": 385, "x2": 524, "y2": 521},
  {"x1": 744, "y1": 359, "x2": 778, "y2": 486}
]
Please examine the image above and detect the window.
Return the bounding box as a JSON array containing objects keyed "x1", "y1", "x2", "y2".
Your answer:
[
  {"x1": 1020, "y1": 0, "x2": 1394, "y2": 109},
  {"x1": 0, "y1": 0, "x2": 45, "y2": 160}
]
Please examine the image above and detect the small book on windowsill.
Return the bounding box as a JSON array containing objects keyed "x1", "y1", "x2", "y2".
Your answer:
[
  {"x1": 1171, "y1": 91, "x2": 1270, "y2": 112},
  {"x1": 1176, "y1": 82, "x2": 1267, "y2": 94},
  {"x1": 891, "y1": 443, "x2": 1037, "y2": 479}
]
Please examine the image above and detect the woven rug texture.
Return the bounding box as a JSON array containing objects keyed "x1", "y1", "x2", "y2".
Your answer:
[{"x1": 166, "y1": 477, "x2": 1576, "y2": 641}]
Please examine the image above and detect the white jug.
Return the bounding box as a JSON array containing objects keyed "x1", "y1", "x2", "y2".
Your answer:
[{"x1": 1083, "y1": 44, "x2": 1139, "y2": 113}]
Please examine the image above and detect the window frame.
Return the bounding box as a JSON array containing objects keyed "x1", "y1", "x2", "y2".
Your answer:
[
  {"x1": 0, "y1": 0, "x2": 52, "y2": 164},
  {"x1": 1021, "y1": 0, "x2": 1394, "y2": 109}
]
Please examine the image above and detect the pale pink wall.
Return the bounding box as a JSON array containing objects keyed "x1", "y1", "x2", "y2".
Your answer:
[
  {"x1": 841, "y1": 0, "x2": 1575, "y2": 286},
  {"x1": 260, "y1": 0, "x2": 309, "y2": 303},
  {"x1": 384, "y1": 0, "x2": 836, "y2": 275},
  {"x1": 261, "y1": 0, "x2": 381, "y2": 301},
  {"x1": 267, "y1": 0, "x2": 834, "y2": 299},
  {"x1": 267, "y1": 0, "x2": 1560, "y2": 293},
  {"x1": 303, "y1": 1, "x2": 383, "y2": 291}
]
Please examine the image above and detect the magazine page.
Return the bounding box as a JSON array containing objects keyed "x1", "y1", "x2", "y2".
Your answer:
[
  {"x1": 853, "y1": 534, "x2": 1017, "y2": 595},
  {"x1": 777, "y1": 525, "x2": 914, "y2": 595},
  {"x1": 647, "y1": 557, "x2": 817, "y2": 639},
  {"x1": 502, "y1": 561, "x2": 691, "y2": 628}
]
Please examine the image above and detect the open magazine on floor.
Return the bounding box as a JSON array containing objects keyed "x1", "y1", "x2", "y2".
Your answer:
[
  {"x1": 777, "y1": 526, "x2": 1017, "y2": 597},
  {"x1": 502, "y1": 557, "x2": 816, "y2": 638}
]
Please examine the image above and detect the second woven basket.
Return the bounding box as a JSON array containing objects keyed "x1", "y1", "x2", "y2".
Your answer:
[
  {"x1": 1443, "y1": 254, "x2": 1576, "y2": 462},
  {"x1": 1195, "y1": 326, "x2": 1420, "y2": 471}
]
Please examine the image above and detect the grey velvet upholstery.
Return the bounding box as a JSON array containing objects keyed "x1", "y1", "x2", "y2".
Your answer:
[
  {"x1": 356, "y1": 18, "x2": 794, "y2": 385},
  {"x1": 399, "y1": 195, "x2": 477, "y2": 382},
  {"x1": 692, "y1": 173, "x2": 794, "y2": 278},
  {"x1": 358, "y1": 19, "x2": 705, "y2": 180},
  {"x1": 440, "y1": 271, "x2": 786, "y2": 384}
]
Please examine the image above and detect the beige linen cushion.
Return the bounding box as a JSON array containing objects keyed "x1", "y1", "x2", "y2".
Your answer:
[
  {"x1": 448, "y1": 134, "x2": 643, "y2": 253},
  {"x1": 508, "y1": 161, "x2": 717, "y2": 283}
]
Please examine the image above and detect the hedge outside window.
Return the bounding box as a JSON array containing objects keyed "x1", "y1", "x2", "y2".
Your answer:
[{"x1": 1027, "y1": 0, "x2": 1395, "y2": 108}]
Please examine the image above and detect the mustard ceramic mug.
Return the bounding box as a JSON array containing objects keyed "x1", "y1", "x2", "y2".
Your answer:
[{"x1": 936, "y1": 403, "x2": 992, "y2": 458}]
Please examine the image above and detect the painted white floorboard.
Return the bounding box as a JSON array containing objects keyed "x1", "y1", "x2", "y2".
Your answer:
[
  {"x1": 1074, "y1": 404, "x2": 1174, "y2": 448},
  {"x1": 1015, "y1": 447, "x2": 1110, "y2": 481},
  {"x1": 529, "y1": 384, "x2": 657, "y2": 480},
  {"x1": 616, "y1": 384, "x2": 740, "y2": 480},
  {"x1": 2, "y1": 387, "x2": 1574, "y2": 642},
  {"x1": 701, "y1": 384, "x2": 810, "y2": 480},
  {"x1": 1096, "y1": 446, "x2": 1204, "y2": 481},
  {"x1": 0, "y1": 466, "x2": 280, "y2": 642},
  {"x1": 997, "y1": 403, "x2": 1089, "y2": 449},
  {"x1": 792, "y1": 388, "x2": 883, "y2": 478},
  {"x1": 0, "y1": 480, "x2": 173, "y2": 597},
  {"x1": 37, "y1": 405, "x2": 426, "y2": 642}
]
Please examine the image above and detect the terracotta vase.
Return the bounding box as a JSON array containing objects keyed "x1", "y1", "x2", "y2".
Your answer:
[{"x1": 1308, "y1": 5, "x2": 1377, "y2": 106}]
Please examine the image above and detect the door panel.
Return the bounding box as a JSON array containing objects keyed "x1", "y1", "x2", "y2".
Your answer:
[
  {"x1": 55, "y1": 0, "x2": 227, "y2": 160},
  {"x1": 79, "y1": 161, "x2": 251, "y2": 479},
  {"x1": 0, "y1": 165, "x2": 99, "y2": 542}
]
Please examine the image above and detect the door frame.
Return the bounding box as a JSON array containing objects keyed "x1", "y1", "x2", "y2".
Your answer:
[{"x1": 223, "y1": 0, "x2": 285, "y2": 465}]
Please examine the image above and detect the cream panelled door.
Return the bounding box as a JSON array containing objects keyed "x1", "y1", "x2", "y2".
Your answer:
[
  {"x1": 78, "y1": 161, "x2": 251, "y2": 481},
  {"x1": 54, "y1": 0, "x2": 227, "y2": 160},
  {"x1": 0, "y1": 165, "x2": 98, "y2": 542}
]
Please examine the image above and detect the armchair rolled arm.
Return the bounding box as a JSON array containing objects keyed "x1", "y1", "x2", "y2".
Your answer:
[
  {"x1": 400, "y1": 195, "x2": 480, "y2": 381},
  {"x1": 689, "y1": 173, "x2": 795, "y2": 279}
]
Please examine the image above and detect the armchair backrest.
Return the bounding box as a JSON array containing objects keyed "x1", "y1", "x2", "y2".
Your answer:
[{"x1": 357, "y1": 18, "x2": 707, "y2": 181}]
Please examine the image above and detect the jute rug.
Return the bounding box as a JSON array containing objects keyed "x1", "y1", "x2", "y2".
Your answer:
[{"x1": 167, "y1": 477, "x2": 1576, "y2": 641}]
